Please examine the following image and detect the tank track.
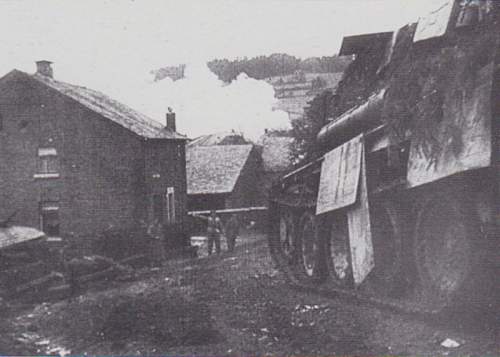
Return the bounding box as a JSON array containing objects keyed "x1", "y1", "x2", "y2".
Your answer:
[{"x1": 269, "y1": 246, "x2": 443, "y2": 318}]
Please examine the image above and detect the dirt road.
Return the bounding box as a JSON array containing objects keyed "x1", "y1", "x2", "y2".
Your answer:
[{"x1": 1, "y1": 233, "x2": 499, "y2": 356}]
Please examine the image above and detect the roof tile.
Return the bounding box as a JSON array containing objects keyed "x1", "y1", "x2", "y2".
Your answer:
[
  {"x1": 30, "y1": 72, "x2": 186, "y2": 140},
  {"x1": 187, "y1": 145, "x2": 253, "y2": 194}
]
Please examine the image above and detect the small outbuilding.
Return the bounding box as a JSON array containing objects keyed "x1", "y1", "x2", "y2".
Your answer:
[{"x1": 186, "y1": 144, "x2": 262, "y2": 212}]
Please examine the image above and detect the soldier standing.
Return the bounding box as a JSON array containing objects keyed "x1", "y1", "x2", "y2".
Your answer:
[
  {"x1": 206, "y1": 210, "x2": 223, "y2": 255},
  {"x1": 194, "y1": 210, "x2": 223, "y2": 255},
  {"x1": 225, "y1": 214, "x2": 240, "y2": 253}
]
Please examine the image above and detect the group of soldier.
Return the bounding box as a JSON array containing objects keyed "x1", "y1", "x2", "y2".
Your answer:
[{"x1": 194, "y1": 210, "x2": 241, "y2": 255}]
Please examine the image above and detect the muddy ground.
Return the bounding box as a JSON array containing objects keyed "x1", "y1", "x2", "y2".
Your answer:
[{"x1": 1, "y1": 233, "x2": 499, "y2": 356}]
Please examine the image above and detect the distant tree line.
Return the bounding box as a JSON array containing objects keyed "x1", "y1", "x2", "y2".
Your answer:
[{"x1": 207, "y1": 53, "x2": 351, "y2": 83}]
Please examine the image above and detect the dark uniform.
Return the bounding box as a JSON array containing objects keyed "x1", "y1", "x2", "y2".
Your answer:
[
  {"x1": 225, "y1": 215, "x2": 240, "y2": 253},
  {"x1": 207, "y1": 213, "x2": 223, "y2": 255}
]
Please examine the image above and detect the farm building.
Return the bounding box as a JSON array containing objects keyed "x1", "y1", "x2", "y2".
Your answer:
[
  {"x1": 0, "y1": 61, "x2": 188, "y2": 247},
  {"x1": 186, "y1": 144, "x2": 262, "y2": 212}
]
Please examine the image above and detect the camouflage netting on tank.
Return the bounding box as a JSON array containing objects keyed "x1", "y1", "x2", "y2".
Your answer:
[
  {"x1": 382, "y1": 14, "x2": 500, "y2": 161},
  {"x1": 329, "y1": 4, "x2": 500, "y2": 163}
]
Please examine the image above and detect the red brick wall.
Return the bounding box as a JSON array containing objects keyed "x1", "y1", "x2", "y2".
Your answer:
[
  {"x1": 0, "y1": 72, "x2": 186, "y2": 246},
  {"x1": 144, "y1": 139, "x2": 187, "y2": 225},
  {"x1": 0, "y1": 74, "x2": 41, "y2": 229}
]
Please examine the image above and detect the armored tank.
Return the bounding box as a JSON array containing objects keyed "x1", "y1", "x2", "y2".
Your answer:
[{"x1": 268, "y1": 0, "x2": 499, "y2": 313}]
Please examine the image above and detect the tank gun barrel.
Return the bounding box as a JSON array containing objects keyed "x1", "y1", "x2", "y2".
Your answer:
[{"x1": 317, "y1": 89, "x2": 386, "y2": 146}]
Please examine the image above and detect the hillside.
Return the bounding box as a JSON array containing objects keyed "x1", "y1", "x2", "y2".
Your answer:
[
  {"x1": 207, "y1": 54, "x2": 351, "y2": 83},
  {"x1": 206, "y1": 54, "x2": 351, "y2": 120},
  {"x1": 266, "y1": 71, "x2": 344, "y2": 121}
]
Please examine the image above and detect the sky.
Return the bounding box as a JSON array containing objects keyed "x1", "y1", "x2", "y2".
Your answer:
[{"x1": 0, "y1": 0, "x2": 437, "y2": 140}]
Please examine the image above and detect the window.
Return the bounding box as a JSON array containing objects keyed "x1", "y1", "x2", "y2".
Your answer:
[
  {"x1": 152, "y1": 194, "x2": 164, "y2": 222},
  {"x1": 35, "y1": 148, "x2": 59, "y2": 178},
  {"x1": 166, "y1": 187, "x2": 176, "y2": 224},
  {"x1": 40, "y1": 201, "x2": 60, "y2": 236},
  {"x1": 176, "y1": 144, "x2": 183, "y2": 159}
]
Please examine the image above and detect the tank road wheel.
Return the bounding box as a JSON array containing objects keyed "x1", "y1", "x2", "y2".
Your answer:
[
  {"x1": 325, "y1": 214, "x2": 353, "y2": 287},
  {"x1": 367, "y1": 199, "x2": 406, "y2": 297},
  {"x1": 268, "y1": 204, "x2": 296, "y2": 269},
  {"x1": 413, "y1": 193, "x2": 476, "y2": 311},
  {"x1": 278, "y1": 208, "x2": 296, "y2": 264},
  {"x1": 295, "y1": 211, "x2": 323, "y2": 283}
]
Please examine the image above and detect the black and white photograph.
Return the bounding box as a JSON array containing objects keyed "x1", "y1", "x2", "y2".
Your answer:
[{"x1": 0, "y1": 0, "x2": 498, "y2": 355}]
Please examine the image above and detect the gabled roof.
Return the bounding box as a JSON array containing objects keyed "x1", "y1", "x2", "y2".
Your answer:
[
  {"x1": 187, "y1": 144, "x2": 253, "y2": 195},
  {"x1": 260, "y1": 136, "x2": 293, "y2": 173},
  {"x1": 3, "y1": 70, "x2": 186, "y2": 140},
  {"x1": 188, "y1": 131, "x2": 249, "y2": 147}
]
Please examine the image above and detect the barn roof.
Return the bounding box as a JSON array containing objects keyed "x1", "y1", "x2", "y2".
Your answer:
[
  {"x1": 260, "y1": 136, "x2": 293, "y2": 173},
  {"x1": 187, "y1": 144, "x2": 253, "y2": 195},
  {"x1": 5, "y1": 70, "x2": 186, "y2": 140}
]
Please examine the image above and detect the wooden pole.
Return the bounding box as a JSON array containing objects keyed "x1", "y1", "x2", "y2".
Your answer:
[{"x1": 188, "y1": 206, "x2": 268, "y2": 216}]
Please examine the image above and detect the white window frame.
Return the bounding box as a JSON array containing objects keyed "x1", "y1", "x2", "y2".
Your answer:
[
  {"x1": 35, "y1": 148, "x2": 59, "y2": 178},
  {"x1": 39, "y1": 202, "x2": 60, "y2": 237}
]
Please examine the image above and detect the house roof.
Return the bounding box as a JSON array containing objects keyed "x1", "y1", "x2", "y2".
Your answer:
[
  {"x1": 187, "y1": 144, "x2": 253, "y2": 195},
  {"x1": 260, "y1": 136, "x2": 293, "y2": 173},
  {"x1": 188, "y1": 131, "x2": 249, "y2": 147},
  {"x1": 5, "y1": 70, "x2": 186, "y2": 140},
  {"x1": 0, "y1": 226, "x2": 45, "y2": 250}
]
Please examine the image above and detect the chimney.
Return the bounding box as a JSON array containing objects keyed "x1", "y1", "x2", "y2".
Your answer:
[
  {"x1": 166, "y1": 107, "x2": 176, "y2": 132},
  {"x1": 36, "y1": 60, "x2": 53, "y2": 78}
]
